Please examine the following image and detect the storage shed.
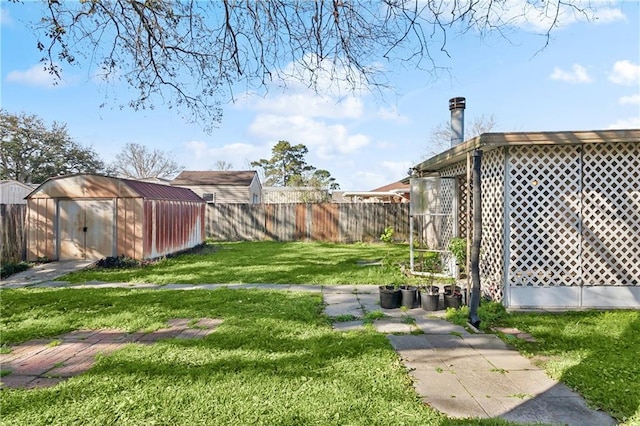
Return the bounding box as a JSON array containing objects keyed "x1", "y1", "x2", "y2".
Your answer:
[
  {"x1": 0, "y1": 180, "x2": 33, "y2": 204},
  {"x1": 26, "y1": 174, "x2": 205, "y2": 261},
  {"x1": 412, "y1": 129, "x2": 640, "y2": 309}
]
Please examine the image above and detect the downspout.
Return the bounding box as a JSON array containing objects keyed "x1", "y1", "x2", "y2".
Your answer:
[
  {"x1": 468, "y1": 149, "x2": 482, "y2": 328},
  {"x1": 466, "y1": 151, "x2": 471, "y2": 305}
]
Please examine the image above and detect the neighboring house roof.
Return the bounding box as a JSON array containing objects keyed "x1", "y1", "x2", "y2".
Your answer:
[
  {"x1": 262, "y1": 186, "x2": 323, "y2": 192},
  {"x1": 370, "y1": 180, "x2": 410, "y2": 193},
  {"x1": 26, "y1": 174, "x2": 204, "y2": 202},
  {"x1": 0, "y1": 180, "x2": 34, "y2": 203},
  {"x1": 0, "y1": 180, "x2": 34, "y2": 191},
  {"x1": 121, "y1": 178, "x2": 204, "y2": 202},
  {"x1": 412, "y1": 129, "x2": 640, "y2": 175},
  {"x1": 171, "y1": 170, "x2": 259, "y2": 186},
  {"x1": 136, "y1": 177, "x2": 172, "y2": 185}
]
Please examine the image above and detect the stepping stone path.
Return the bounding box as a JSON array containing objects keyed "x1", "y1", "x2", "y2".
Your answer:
[{"x1": 0, "y1": 318, "x2": 222, "y2": 389}]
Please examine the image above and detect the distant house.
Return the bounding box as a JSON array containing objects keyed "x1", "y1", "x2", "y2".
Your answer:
[
  {"x1": 171, "y1": 171, "x2": 262, "y2": 204},
  {"x1": 340, "y1": 180, "x2": 410, "y2": 203},
  {"x1": 0, "y1": 180, "x2": 33, "y2": 204},
  {"x1": 262, "y1": 187, "x2": 330, "y2": 204}
]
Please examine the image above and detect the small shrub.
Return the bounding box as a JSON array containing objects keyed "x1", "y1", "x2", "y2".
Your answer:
[
  {"x1": 94, "y1": 256, "x2": 141, "y2": 269},
  {"x1": 478, "y1": 300, "x2": 507, "y2": 326},
  {"x1": 379, "y1": 226, "x2": 394, "y2": 244},
  {"x1": 0, "y1": 261, "x2": 31, "y2": 279},
  {"x1": 445, "y1": 300, "x2": 507, "y2": 331},
  {"x1": 364, "y1": 311, "x2": 387, "y2": 321},
  {"x1": 448, "y1": 237, "x2": 467, "y2": 266},
  {"x1": 333, "y1": 314, "x2": 358, "y2": 322}
]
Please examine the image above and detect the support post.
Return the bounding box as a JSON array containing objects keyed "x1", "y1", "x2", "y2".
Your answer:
[{"x1": 468, "y1": 149, "x2": 482, "y2": 328}]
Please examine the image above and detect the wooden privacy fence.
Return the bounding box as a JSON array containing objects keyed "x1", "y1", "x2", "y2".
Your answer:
[
  {"x1": 206, "y1": 203, "x2": 413, "y2": 242},
  {"x1": 1, "y1": 204, "x2": 27, "y2": 264}
]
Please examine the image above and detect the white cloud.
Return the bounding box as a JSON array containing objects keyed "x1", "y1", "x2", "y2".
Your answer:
[
  {"x1": 279, "y1": 53, "x2": 373, "y2": 97},
  {"x1": 608, "y1": 117, "x2": 640, "y2": 130},
  {"x1": 550, "y1": 64, "x2": 592, "y2": 83},
  {"x1": 377, "y1": 106, "x2": 410, "y2": 124},
  {"x1": 609, "y1": 60, "x2": 640, "y2": 86},
  {"x1": 382, "y1": 161, "x2": 412, "y2": 178},
  {"x1": 492, "y1": 0, "x2": 626, "y2": 32},
  {"x1": 6, "y1": 64, "x2": 64, "y2": 88},
  {"x1": 592, "y1": 7, "x2": 626, "y2": 24},
  {"x1": 348, "y1": 171, "x2": 388, "y2": 191},
  {"x1": 181, "y1": 140, "x2": 266, "y2": 170},
  {"x1": 246, "y1": 92, "x2": 363, "y2": 120},
  {"x1": 619, "y1": 94, "x2": 640, "y2": 105},
  {"x1": 248, "y1": 114, "x2": 370, "y2": 159},
  {"x1": 1, "y1": 8, "x2": 12, "y2": 26}
]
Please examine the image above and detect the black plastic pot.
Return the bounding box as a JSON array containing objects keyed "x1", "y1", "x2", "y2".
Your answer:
[
  {"x1": 444, "y1": 285, "x2": 462, "y2": 295},
  {"x1": 420, "y1": 286, "x2": 440, "y2": 311},
  {"x1": 379, "y1": 285, "x2": 401, "y2": 309},
  {"x1": 400, "y1": 285, "x2": 418, "y2": 309},
  {"x1": 443, "y1": 285, "x2": 463, "y2": 309},
  {"x1": 443, "y1": 293, "x2": 463, "y2": 309}
]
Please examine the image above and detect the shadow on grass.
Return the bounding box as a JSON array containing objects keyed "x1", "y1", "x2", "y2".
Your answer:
[
  {"x1": 55, "y1": 241, "x2": 406, "y2": 285},
  {"x1": 1, "y1": 287, "x2": 515, "y2": 425},
  {"x1": 501, "y1": 311, "x2": 640, "y2": 423}
]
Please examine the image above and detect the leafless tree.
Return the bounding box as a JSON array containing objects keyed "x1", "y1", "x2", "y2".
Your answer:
[
  {"x1": 29, "y1": 1, "x2": 592, "y2": 130},
  {"x1": 111, "y1": 143, "x2": 183, "y2": 179},
  {"x1": 213, "y1": 160, "x2": 233, "y2": 171},
  {"x1": 424, "y1": 114, "x2": 498, "y2": 158}
]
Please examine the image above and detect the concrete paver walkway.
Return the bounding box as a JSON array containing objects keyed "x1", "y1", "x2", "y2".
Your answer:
[
  {"x1": 0, "y1": 263, "x2": 616, "y2": 424},
  {"x1": 323, "y1": 286, "x2": 615, "y2": 425},
  {"x1": 0, "y1": 318, "x2": 222, "y2": 389}
]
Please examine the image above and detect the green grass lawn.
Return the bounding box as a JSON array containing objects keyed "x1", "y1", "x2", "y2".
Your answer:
[
  {"x1": 58, "y1": 241, "x2": 437, "y2": 286},
  {"x1": 448, "y1": 305, "x2": 640, "y2": 425},
  {"x1": 500, "y1": 310, "x2": 640, "y2": 425},
  {"x1": 1, "y1": 288, "x2": 514, "y2": 426}
]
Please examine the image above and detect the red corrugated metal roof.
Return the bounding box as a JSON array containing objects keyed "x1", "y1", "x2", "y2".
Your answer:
[{"x1": 122, "y1": 179, "x2": 205, "y2": 202}]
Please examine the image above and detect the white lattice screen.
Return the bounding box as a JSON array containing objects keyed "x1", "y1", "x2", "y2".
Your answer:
[
  {"x1": 507, "y1": 145, "x2": 582, "y2": 287},
  {"x1": 479, "y1": 149, "x2": 506, "y2": 300},
  {"x1": 427, "y1": 140, "x2": 638, "y2": 306},
  {"x1": 440, "y1": 153, "x2": 505, "y2": 300},
  {"x1": 582, "y1": 143, "x2": 640, "y2": 286},
  {"x1": 507, "y1": 142, "x2": 639, "y2": 289}
]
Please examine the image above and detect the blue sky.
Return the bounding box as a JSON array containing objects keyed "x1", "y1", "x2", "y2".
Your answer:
[{"x1": 1, "y1": 1, "x2": 639, "y2": 190}]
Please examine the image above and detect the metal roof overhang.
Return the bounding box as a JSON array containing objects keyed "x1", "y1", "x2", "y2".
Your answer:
[{"x1": 411, "y1": 129, "x2": 640, "y2": 176}]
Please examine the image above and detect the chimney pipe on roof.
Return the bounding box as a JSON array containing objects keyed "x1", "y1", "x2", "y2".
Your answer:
[{"x1": 449, "y1": 97, "x2": 466, "y2": 147}]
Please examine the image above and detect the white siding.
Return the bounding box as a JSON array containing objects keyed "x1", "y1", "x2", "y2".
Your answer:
[{"x1": 0, "y1": 181, "x2": 32, "y2": 204}]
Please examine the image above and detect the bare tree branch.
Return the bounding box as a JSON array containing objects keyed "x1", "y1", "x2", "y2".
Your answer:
[{"x1": 28, "y1": 0, "x2": 594, "y2": 131}]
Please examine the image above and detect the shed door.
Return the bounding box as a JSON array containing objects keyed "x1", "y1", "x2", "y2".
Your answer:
[{"x1": 59, "y1": 200, "x2": 114, "y2": 260}]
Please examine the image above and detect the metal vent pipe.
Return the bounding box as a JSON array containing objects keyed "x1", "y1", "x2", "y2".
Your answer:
[{"x1": 449, "y1": 97, "x2": 466, "y2": 147}]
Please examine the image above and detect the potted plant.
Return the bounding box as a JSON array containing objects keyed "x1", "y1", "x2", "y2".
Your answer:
[
  {"x1": 399, "y1": 284, "x2": 418, "y2": 309},
  {"x1": 419, "y1": 255, "x2": 440, "y2": 311},
  {"x1": 444, "y1": 237, "x2": 466, "y2": 309},
  {"x1": 378, "y1": 251, "x2": 402, "y2": 309},
  {"x1": 448, "y1": 237, "x2": 467, "y2": 279},
  {"x1": 379, "y1": 284, "x2": 401, "y2": 309},
  {"x1": 443, "y1": 285, "x2": 463, "y2": 309}
]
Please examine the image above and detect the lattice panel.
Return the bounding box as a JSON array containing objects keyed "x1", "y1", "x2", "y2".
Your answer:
[
  {"x1": 582, "y1": 143, "x2": 640, "y2": 286},
  {"x1": 507, "y1": 145, "x2": 582, "y2": 287},
  {"x1": 440, "y1": 162, "x2": 469, "y2": 273},
  {"x1": 479, "y1": 149, "x2": 505, "y2": 300},
  {"x1": 441, "y1": 161, "x2": 467, "y2": 178},
  {"x1": 457, "y1": 176, "x2": 469, "y2": 240}
]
